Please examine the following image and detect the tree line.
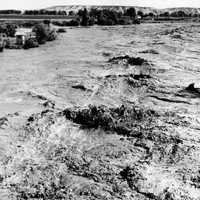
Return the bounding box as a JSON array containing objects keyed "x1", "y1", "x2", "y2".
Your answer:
[
  {"x1": 0, "y1": 8, "x2": 199, "y2": 19},
  {"x1": 0, "y1": 10, "x2": 21, "y2": 14},
  {"x1": 138, "y1": 10, "x2": 200, "y2": 18},
  {"x1": 53, "y1": 8, "x2": 140, "y2": 27},
  {"x1": 159, "y1": 11, "x2": 200, "y2": 18},
  {"x1": 52, "y1": 8, "x2": 200, "y2": 27},
  {"x1": 23, "y1": 10, "x2": 67, "y2": 15},
  {"x1": 0, "y1": 9, "x2": 66, "y2": 15}
]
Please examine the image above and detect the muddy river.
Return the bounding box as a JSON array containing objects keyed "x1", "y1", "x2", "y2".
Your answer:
[{"x1": 0, "y1": 23, "x2": 200, "y2": 199}]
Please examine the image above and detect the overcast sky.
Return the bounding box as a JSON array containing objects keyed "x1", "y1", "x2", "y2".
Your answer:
[{"x1": 1, "y1": 0, "x2": 200, "y2": 10}]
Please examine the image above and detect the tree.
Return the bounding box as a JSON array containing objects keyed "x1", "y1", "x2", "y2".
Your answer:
[
  {"x1": 0, "y1": 24, "x2": 16, "y2": 37},
  {"x1": 89, "y1": 8, "x2": 101, "y2": 18},
  {"x1": 0, "y1": 10, "x2": 21, "y2": 14},
  {"x1": 33, "y1": 23, "x2": 48, "y2": 44},
  {"x1": 68, "y1": 11, "x2": 75, "y2": 16},
  {"x1": 96, "y1": 9, "x2": 119, "y2": 25},
  {"x1": 193, "y1": 13, "x2": 199, "y2": 18},
  {"x1": 23, "y1": 38, "x2": 39, "y2": 49},
  {"x1": 6, "y1": 24, "x2": 16, "y2": 37},
  {"x1": 57, "y1": 10, "x2": 66, "y2": 15},
  {"x1": 125, "y1": 7, "x2": 136, "y2": 19},
  {"x1": 80, "y1": 8, "x2": 89, "y2": 26},
  {"x1": 160, "y1": 12, "x2": 170, "y2": 17},
  {"x1": 137, "y1": 10, "x2": 144, "y2": 18},
  {"x1": 148, "y1": 12, "x2": 155, "y2": 17},
  {"x1": 0, "y1": 25, "x2": 6, "y2": 34},
  {"x1": 43, "y1": 20, "x2": 50, "y2": 26},
  {"x1": 177, "y1": 10, "x2": 187, "y2": 17},
  {"x1": 170, "y1": 11, "x2": 178, "y2": 17},
  {"x1": 77, "y1": 9, "x2": 84, "y2": 17},
  {"x1": 88, "y1": 17, "x2": 95, "y2": 26}
]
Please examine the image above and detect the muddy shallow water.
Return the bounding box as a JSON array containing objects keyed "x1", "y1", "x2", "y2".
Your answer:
[
  {"x1": 1, "y1": 23, "x2": 200, "y2": 199},
  {"x1": 0, "y1": 24, "x2": 200, "y2": 111}
]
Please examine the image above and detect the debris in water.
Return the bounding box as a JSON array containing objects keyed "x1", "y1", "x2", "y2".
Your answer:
[
  {"x1": 139, "y1": 49, "x2": 159, "y2": 54},
  {"x1": 108, "y1": 55, "x2": 150, "y2": 66},
  {"x1": 186, "y1": 83, "x2": 198, "y2": 93},
  {"x1": 72, "y1": 84, "x2": 92, "y2": 92}
]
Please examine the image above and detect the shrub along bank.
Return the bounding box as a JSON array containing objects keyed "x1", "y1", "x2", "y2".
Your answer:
[{"x1": 0, "y1": 22, "x2": 58, "y2": 50}]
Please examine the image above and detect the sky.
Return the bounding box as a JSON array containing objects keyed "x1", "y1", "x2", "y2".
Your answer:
[{"x1": 1, "y1": 0, "x2": 200, "y2": 10}]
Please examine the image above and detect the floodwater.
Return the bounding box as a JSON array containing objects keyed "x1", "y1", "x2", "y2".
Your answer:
[
  {"x1": 1, "y1": 23, "x2": 200, "y2": 199},
  {"x1": 0, "y1": 23, "x2": 200, "y2": 116}
]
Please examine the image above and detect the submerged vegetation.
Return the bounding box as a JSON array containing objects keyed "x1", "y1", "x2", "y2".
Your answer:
[
  {"x1": 57, "y1": 28, "x2": 66, "y2": 33},
  {"x1": 63, "y1": 105, "x2": 158, "y2": 136},
  {"x1": 108, "y1": 55, "x2": 150, "y2": 66}
]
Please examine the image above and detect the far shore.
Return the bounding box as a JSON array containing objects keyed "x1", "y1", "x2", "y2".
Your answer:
[
  {"x1": 0, "y1": 14, "x2": 74, "y2": 20},
  {"x1": 0, "y1": 15, "x2": 199, "y2": 24}
]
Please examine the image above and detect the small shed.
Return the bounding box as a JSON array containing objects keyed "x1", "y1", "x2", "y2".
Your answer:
[{"x1": 15, "y1": 28, "x2": 36, "y2": 45}]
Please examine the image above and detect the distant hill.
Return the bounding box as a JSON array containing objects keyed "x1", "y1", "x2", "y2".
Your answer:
[
  {"x1": 45, "y1": 5, "x2": 161, "y2": 15},
  {"x1": 162, "y1": 7, "x2": 200, "y2": 15},
  {"x1": 45, "y1": 5, "x2": 200, "y2": 15}
]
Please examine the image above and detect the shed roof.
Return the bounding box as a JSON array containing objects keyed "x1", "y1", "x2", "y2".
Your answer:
[
  {"x1": 15, "y1": 28, "x2": 33, "y2": 36},
  {"x1": 15, "y1": 32, "x2": 26, "y2": 36}
]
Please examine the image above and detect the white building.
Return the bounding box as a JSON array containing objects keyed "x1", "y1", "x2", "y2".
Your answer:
[{"x1": 15, "y1": 28, "x2": 36, "y2": 45}]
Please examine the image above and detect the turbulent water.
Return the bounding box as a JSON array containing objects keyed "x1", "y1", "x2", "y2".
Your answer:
[
  {"x1": 1, "y1": 23, "x2": 200, "y2": 199},
  {"x1": 1, "y1": 24, "x2": 200, "y2": 110}
]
